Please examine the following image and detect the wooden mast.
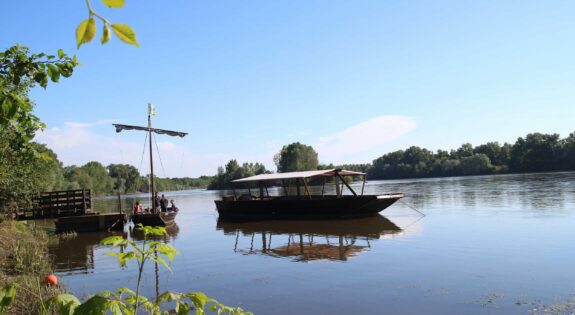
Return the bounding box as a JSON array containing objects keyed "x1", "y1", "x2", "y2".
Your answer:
[
  {"x1": 112, "y1": 104, "x2": 187, "y2": 215},
  {"x1": 148, "y1": 104, "x2": 156, "y2": 213}
]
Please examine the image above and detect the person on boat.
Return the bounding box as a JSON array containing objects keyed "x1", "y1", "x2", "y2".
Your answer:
[
  {"x1": 154, "y1": 192, "x2": 161, "y2": 212},
  {"x1": 160, "y1": 194, "x2": 168, "y2": 212},
  {"x1": 133, "y1": 201, "x2": 143, "y2": 214},
  {"x1": 169, "y1": 200, "x2": 178, "y2": 212}
]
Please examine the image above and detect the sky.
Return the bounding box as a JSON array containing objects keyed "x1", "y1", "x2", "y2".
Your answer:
[{"x1": 2, "y1": 1, "x2": 575, "y2": 177}]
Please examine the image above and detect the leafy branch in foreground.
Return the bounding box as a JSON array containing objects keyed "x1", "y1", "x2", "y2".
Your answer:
[
  {"x1": 1, "y1": 45, "x2": 79, "y2": 146},
  {"x1": 77, "y1": 0, "x2": 139, "y2": 48}
]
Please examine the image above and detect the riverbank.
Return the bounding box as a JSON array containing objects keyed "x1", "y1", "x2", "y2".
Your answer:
[{"x1": 0, "y1": 218, "x2": 61, "y2": 314}]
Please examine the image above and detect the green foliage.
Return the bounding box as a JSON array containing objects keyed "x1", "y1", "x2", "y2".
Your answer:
[
  {"x1": 274, "y1": 142, "x2": 319, "y2": 173},
  {"x1": 0, "y1": 285, "x2": 16, "y2": 315},
  {"x1": 367, "y1": 132, "x2": 575, "y2": 180},
  {"x1": 77, "y1": 0, "x2": 139, "y2": 48},
  {"x1": 107, "y1": 164, "x2": 140, "y2": 193},
  {"x1": 0, "y1": 45, "x2": 78, "y2": 146}
]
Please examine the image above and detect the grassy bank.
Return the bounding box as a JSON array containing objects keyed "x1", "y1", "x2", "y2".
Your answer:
[{"x1": 0, "y1": 218, "x2": 61, "y2": 314}]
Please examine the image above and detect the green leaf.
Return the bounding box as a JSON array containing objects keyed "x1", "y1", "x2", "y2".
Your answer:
[
  {"x1": 102, "y1": 0, "x2": 125, "y2": 8},
  {"x1": 156, "y1": 291, "x2": 182, "y2": 304},
  {"x1": 47, "y1": 64, "x2": 60, "y2": 82},
  {"x1": 101, "y1": 236, "x2": 127, "y2": 247},
  {"x1": 156, "y1": 243, "x2": 178, "y2": 262},
  {"x1": 76, "y1": 18, "x2": 96, "y2": 49},
  {"x1": 111, "y1": 24, "x2": 139, "y2": 47},
  {"x1": 74, "y1": 295, "x2": 110, "y2": 315},
  {"x1": 0, "y1": 96, "x2": 13, "y2": 120},
  {"x1": 0, "y1": 285, "x2": 17, "y2": 314},
  {"x1": 101, "y1": 25, "x2": 111, "y2": 44},
  {"x1": 176, "y1": 301, "x2": 191, "y2": 315},
  {"x1": 57, "y1": 49, "x2": 65, "y2": 59},
  {"x1": 43, "y1": 294, "x2": 80, "y2": 315}
]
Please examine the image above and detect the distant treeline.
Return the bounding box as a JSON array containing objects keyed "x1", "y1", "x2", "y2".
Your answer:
[
  {"x1": 59, "y1": 162, "x2": 212, "y2": 196},
  {"x1": 326, "y1": 132, "x2": 575, "y2": 179},
  {"x1": 209, "y1": 132, "x2": 575, "y2": 189}
]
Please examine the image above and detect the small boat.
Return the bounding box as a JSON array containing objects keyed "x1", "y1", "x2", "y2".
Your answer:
[
  {"x1": 113, "y1": 104, "x2": 187, "y2": 226},
  {"x1": 131, "y1": 211, "x2": 177, "y2": 226},
  {"x1": 215, "y1": 169, "x2": 403, "y2": 220}
]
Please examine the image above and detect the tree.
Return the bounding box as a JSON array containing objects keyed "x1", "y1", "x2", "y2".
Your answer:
[
  {"x1": 107, "y1": 163, "x2": 141, "y2": 193},
  {"x1": 460, "y1": 154, "x2": 494, "y2": 175},
  {"x1": 0, "y1": 45, "x2": 78, "y2": 212},
  {"x1": 80, "y1": 161, "x2": 114, "y2": 194},
  {"x1": 510, "y1": 133, "x2": 561, "y2": 172},
  {"x1": 208, "y1": 160, "x2": 269, "y2": 190},
  {"x1": 1, "y1": 45, "x2": 78, "y2": 147},
  {"x1": 274, "y1": 142, "x2": 319, "y2": 173}
]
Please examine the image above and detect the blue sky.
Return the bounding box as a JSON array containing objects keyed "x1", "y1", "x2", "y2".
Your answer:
[{"x1": 2, "y1": 1, "x2": 574, "y2": 177}]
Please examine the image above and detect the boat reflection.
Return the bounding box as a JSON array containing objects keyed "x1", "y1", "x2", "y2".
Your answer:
[
  {"x1": 217, "y1": 215, "x2": 401, "y2": 262},
  {"x1": 49, "y1": 231, "x2": 127, "y2": 274}
]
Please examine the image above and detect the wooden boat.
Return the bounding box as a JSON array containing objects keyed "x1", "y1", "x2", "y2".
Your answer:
[
  {"x1": 113, "y1": 104, "x2": 187, "y2": 226},
  {"x1": 131, "y1": 211, "x2": 177, "y2": 226},
  {"x1": 215, "y1": 169, "x2": 403, "y2": 220}
]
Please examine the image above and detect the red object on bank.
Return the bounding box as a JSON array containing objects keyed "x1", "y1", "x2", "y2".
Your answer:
[{"x1": 44, "y1": 274, "x2": 58, "y2": 286}]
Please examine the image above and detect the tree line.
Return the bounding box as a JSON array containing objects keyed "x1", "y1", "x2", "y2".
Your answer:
[{"x1": 209, "y1": 133, "x2": 575, "y2": 189}]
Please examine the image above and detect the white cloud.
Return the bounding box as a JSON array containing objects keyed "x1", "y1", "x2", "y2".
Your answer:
[
  {"x1": 315, "y1": 115, "x2": 416, "y2": 163},
  {"x1": 35, "y1": 121, "x2": 230, "y2": 177}
]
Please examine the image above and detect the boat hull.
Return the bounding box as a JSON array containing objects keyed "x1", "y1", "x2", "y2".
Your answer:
[
  {"x1": 215, "y1": 194, "x2": 403, "y2": 220},
  {"x1": 130, "y1": 212, "x2": 177, "y2": 226},
  {"x1": 55, "y1": 213, "x2": 126, "y2": 233}
]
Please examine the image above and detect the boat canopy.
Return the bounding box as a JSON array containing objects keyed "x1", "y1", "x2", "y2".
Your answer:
[{"x1": 232, "y1": 169, "x2": 365, "y2": 183}]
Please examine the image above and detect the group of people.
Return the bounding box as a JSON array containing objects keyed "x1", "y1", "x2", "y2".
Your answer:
[{"x1": 133, "y1": 192, "x2": 178, "y2": 214}]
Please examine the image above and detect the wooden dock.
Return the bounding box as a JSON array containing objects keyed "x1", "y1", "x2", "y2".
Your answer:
[{"x1": 17, "y1": 189, "x2": 92, "y2": 220}]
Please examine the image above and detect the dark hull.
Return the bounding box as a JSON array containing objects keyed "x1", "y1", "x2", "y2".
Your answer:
[
  {"x1": 130, "y1": 212, "x2": 177, "y2": 226},
  {"x1": 215, "y1": 194, "x2": 402, "y2": 220},
  {"x1": 55, "y1": 213, "x2": 126, "y2": 233}
]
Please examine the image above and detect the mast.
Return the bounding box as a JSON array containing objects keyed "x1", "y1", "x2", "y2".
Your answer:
[
  {"x1": 112, "y1": 103, "x2": 187, "y2": 214},
  {"x1": 148, "y1": 103, "x2": 156, "y2": 213}
]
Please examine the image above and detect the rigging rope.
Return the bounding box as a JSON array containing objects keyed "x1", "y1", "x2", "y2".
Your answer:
[
  {"x1": 153, "y1": 133, "x2": 168, "y2": 178},
  {"x1": 399, "y1": 199, "x2": 426, "y2": 216},
  {"x1": 138, "y1": 132, "x2": 148, "y2": 175},
  {"x1": 137, "y1": 132, "x2": 151, "y2": 203},
  {"x1": 177, "y1": 137, "x2": 187, "y2": 191}
]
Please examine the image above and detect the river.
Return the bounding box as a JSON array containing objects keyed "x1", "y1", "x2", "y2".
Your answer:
[{"x1": 48, "y1": 172, "x2": 575, "y2": 314}]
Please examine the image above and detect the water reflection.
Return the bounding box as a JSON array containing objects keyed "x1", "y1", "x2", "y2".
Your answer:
[
  {"x1": 217, "y1": 215, "x2": 402, "y2": 262},
  {"x1": 49, "y1": 223, "x2": 179, "y2": 274},
  {"x1": 49, "y1": 231, "x2": 126, "y2": 274}
]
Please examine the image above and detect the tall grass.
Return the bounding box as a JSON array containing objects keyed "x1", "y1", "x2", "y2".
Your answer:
[{"x1": 0, "y1": 219, "x2": 62, "y2": 314}]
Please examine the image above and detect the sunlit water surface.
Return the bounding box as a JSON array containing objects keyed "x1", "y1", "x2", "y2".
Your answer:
[{"x1": 49, "y1": 172, "x2": 575, "y2": 314}]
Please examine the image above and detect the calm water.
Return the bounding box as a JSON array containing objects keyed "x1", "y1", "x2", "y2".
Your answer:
[{"x1": 49, "y1": 172, "x2": 575, "y2": 314}]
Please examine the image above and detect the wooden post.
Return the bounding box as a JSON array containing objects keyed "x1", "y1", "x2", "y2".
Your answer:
[
  {"x1": 303, "y1": 179, "x2": 312, "y2": 199},
  {"x1": 361, "y1": 175, "x2": 366, "y2": 196},
  {"x1": 296, "y1": 179, "x2": 301, "y2": 198},
  {"x1": 117, "y1": 193, "x2": 122, "y2": 214},
  {"x1": 259, "y1": 182, "x2": 264, "y2": 200},
  {"x1": 82, "y1": 189, "x2": 87, "y2": 214},
  {"x1": 336, "y1": 173, "x2": 357, "y2": 197},
  {"x1": 335, "y1": 177, "x2": 341, "y2": 197}
]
